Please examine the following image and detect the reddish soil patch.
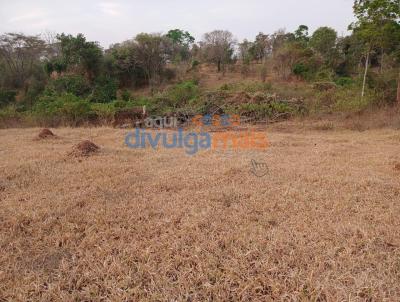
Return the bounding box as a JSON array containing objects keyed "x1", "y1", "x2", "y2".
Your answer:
[
  {"x1": 395, "y1": 163, "x2": 400, "y2": 171},
  {"x1": 70, "y1": 140, "x2": 100, "y2": 157},
  {"x1": 38, "y1": 128, "x2": 55, "y2": 139}
]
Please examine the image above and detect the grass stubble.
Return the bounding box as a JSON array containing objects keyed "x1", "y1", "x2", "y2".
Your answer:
[{"x1": 0, "y1": 124, "x2": 399, "y2": 301}]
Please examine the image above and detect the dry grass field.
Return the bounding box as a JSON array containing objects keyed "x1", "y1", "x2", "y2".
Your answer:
[{"x1": 1, "y1": 125, "x2": 400, "y2": 301}]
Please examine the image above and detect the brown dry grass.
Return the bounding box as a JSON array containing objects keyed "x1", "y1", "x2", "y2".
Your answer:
[{"x1": 0, "y1": 125, "x2": 400, "y2": 301}]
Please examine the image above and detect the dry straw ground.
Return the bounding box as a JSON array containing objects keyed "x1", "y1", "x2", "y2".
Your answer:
[{"x1": 0, "y1": 125, "x2": 400, "y2": 301}]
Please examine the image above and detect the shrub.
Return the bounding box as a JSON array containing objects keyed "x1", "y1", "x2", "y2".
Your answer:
[
  {"x1": 44, "y1": 74, "x2": 91, "y2": 97},
  {"x1": 166, "y1": 81, "x2": 199, "y2": 107},
  {"x1": 368, "y1": 71, "x2": 398, "y2": 105},
  {"x1": 192, "y1": 60, "x2": 200, "y2": 69},
  {"x1": 90, "y1": 102, "x2": 115, "y2": 124},
  {"x1": 333, "y1": 89, "x2": 374, "y2": 112},
  {"x1": 293, "y1": 63, "x2": 309, "y2": 79},
  {"x1": 313, "y1": 82, "x2": 337, "y2": 91},
  {"x1": 243, "y1": 82, "x2": 272, "y2": 93},
  {"x1": 120, "y1": 89, "x2": 131, "y2": 101},
  {"x1": 33, "y1": 93, "x2": 92, "y2": 126},
  {"x1": 237, "y1": 101, "x2": 295, "y2": 120},
  {"x1": 0, "y1": 105, "x2": 24, "y2": 127},
  {"x1": 335, "y1": 77, "x2": 354, "y2": 87},
  {"x1": 24, "y1": 78, "x2": 46, "y2": 108},
  {"x1": 0, "y1": 89, "x2": 17, "y2": 108},
  {"x1": 89, "y1": 76, "x2": 118, "y2": 103}
]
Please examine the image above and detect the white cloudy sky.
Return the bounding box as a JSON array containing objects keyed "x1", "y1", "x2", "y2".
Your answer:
[{"x1": 0, "y1": 0, "x2": 355, "y2": 48}]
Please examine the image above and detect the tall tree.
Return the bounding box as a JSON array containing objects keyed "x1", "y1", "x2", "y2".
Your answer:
[
  {"x1": 310, "y1": 27, "x2": 338, "y2": 64},
  {"x1": 351, "y1": 0, "x2": 400, "y2": 102},
  {"x1": 294, "y1": 25, "x2": 310, "y2": 44},
  {"x1": 0, "y1": 33, "x2": 47, "y2": 88},
  {"x1": 201, "y1": 30, "x2": 235, "y2": 73},
  {"x1": 166, "y1": 29, "x2": 195, "y2": 47},
  {"x1": 133, "y1": 33, "x2": 173, "y2": 86},
  {"x1": 166, "y1": 29, "x2": 195, "y2": 64},
  {"x1": 250, "y1": 32, "x2": 272, "y2": 63},
  {"x1": 57, "y1": 33, "x2": 103, "y2": 81}
]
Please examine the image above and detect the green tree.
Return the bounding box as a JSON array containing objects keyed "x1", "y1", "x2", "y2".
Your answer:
[
  {"x1": 294, "y1": 25, "x2": 310, "y2": 44},
  {"x1": 351, "y1": 0, "x2": 400, "y2": 101},
  {"x1": 166, "y1": 29, "x2": 195, "y2": 64},
  {"x1": 57, "y1": 33, "x2": 103, "y2": 81},
  {"x1": 310, "y1": 27, "x2": 338, "y2": 63},
  {"x1": 166, "y1": 29, "x2": 195, "y2": 46}
]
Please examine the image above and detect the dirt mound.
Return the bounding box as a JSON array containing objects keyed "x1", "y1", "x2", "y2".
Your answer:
[
  {"x1": 38, "y1": 129, "x2": 55, "y2": 139},
  {"x1": 395, "y1": 163, "x2": 400, "y2": 171},
  {"x1": 69, "y1": 140, "x2": 100, "y2": 157}
]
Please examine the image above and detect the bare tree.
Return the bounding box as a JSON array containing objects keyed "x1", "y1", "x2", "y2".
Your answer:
[
  {"x1": 201, "y1": 30, "x2": 236, "y2": 73},
  {"x1": 133, "y1": 33, "x2": 173, "y2": 86},
  {"x1": 0, "y1": 33, "x2": 47, "y2": 88}
]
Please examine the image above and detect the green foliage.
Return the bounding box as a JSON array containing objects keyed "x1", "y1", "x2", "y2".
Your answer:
[
  {"x1": 163, "y1": 81, "x2": 199, "y2": 108},
  {"x1": 0, "y1": 89, "x2": 17, "y2": 107},
  {"x1": 237, "y1": 101, "x2": 295, "y2": 119},
  {"x1": 166, "y1": 29, "x2": 195, "y2": 46},
  {"x1": 293, "y1": 63, "x2": 310, "y2": 79},
  {"x1": 44, "y1": 59, "x2": 67, "y2": 76},
  {"x1": 335, "y1": 77, "x2": 354, "y2": 87},
  {"x1": 33, "y1": 93, "x2": 92, "y2": 126},
  {"x1": 368, "y1": 70, "x2": 399, "y2": 104},
  {"x1": 45, "y1": 75, "x2": 91, "y2": 97},
  {"x1": 89, "y1": 76, "x2": 118, "y2": 103},
  {"x1": 191, "y1": 60, "x2": 200, "y2": 69},
  {"x1": 57, "y1": 33, "x2": 103, "y2": 80},
  {"x1": 219, "y1": 82, "x2": 272, "y2": 93},
  {"x1": 310, "y1": 27, "x2": 338, "y2": 62},
  {"x1": 24, "y1": 78, "x2": 45, "y2": 108},
  {"x1": 333, "y1": 88, "x2": 374, "y2": 111},
  {"x1": 120, "y1": 89, "x2": 131, "y2": 101},
  {"x1": 90, "y1": 102, "x2": 116, "y2": 123},
  {"x1": 294, "y1": 25, "x2": 310, "y2": 44}
]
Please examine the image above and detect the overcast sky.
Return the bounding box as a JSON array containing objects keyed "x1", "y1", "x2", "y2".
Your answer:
[{"x1": 0, "y1": 0, "x2": 355, "y2": 48}]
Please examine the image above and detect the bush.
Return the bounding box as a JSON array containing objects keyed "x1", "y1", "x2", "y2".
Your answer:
[
  {"x1": 0, "y1": 89, "x2": 17, "y2": 108},
  {"x1": 33, "y1": 93, "x2": 92, "y2": 126},
  {"x1": 333, "y1": 89, "x2": 374, "y2": 112},
  {"x1": 191, "y1": 60, "x2": 200, "y2": 69},
  {"x1": 44, "y1": 75, "x2": 91, "y2": 97},
  {"x1": 120, "y1": 89, "x2": 131, "y2": 101},
  {"x1": 165, "y1": 81, "x2": 199, "y2": 107},
  {"x1": 90, "y1": 102, "x2": 115, "y2": 124},
  {"x1": 237, "y1": 101, "x2": 295, "y2": 120},
  {"x1": 313, "y1": 82, "x2": 337, "y2": 91},
  {"x1": 89, "y1": 76, "x2": 118, "y2": 103},
  {"x1": 335, "y1": 77, "x2": 354, "y2": 87},
  {"x1": 0, "y1": 105, "x2": 24, "y2": 127},
  {"x1": 368, "y1": 71, "x2": 398, "y2": 105},
  {"x1": 24, "y1": 78, "x2": 46, "y2": 108},
  {"x1": 293, "y1": 63, "x2": 309, "y2": 79}
]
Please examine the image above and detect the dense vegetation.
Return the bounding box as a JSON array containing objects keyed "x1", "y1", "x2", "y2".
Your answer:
[{"x1": 0, "y1": 0, "x2": 399, "y2": 127}]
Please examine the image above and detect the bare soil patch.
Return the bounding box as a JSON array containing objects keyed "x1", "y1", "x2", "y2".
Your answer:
[
  {"x1": 69, "y1": 140, "x2": 100, "y2": 157},
  {"x1": 38, "y1": 128, "x2": 56, "y2": 139}
]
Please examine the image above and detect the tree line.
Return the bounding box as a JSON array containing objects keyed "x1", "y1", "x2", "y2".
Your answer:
[{"x1": 0, "y1": 0, "x2": 399, "y2": 111}]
